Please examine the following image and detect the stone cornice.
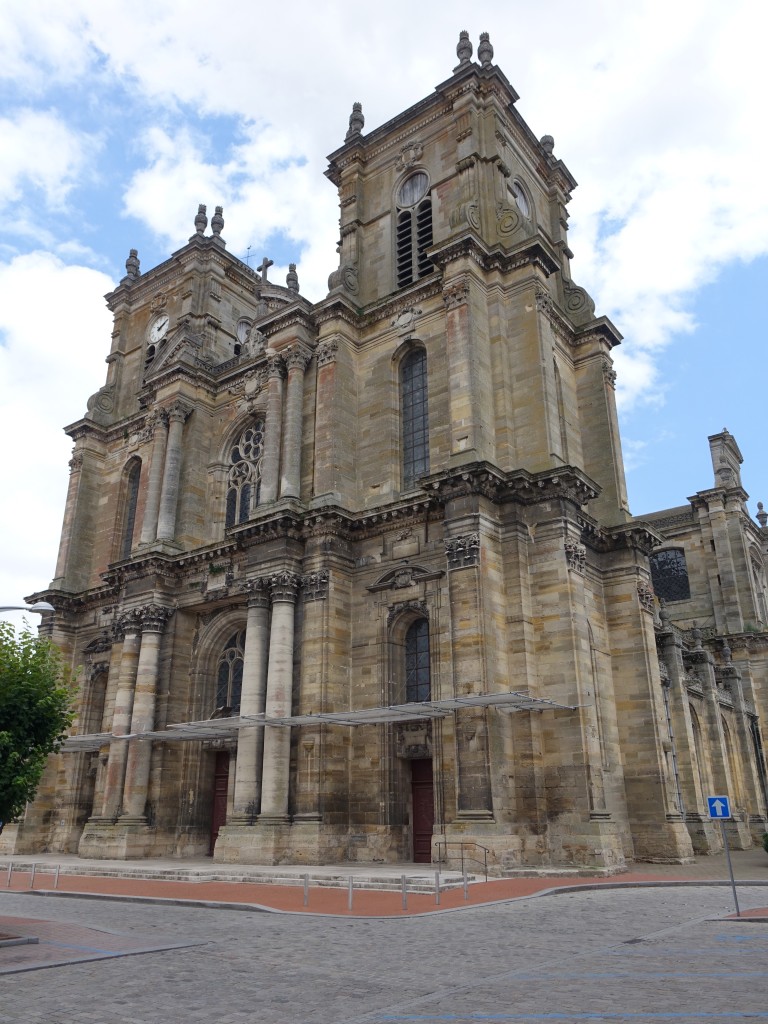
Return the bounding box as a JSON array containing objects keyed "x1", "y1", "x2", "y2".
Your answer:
[
  {"x1": 428, "y1": 232, "x2": 560, "y2": 278},
  {"x1": 422, "y1": 462, "x2": 600, "y2": 510},
  {"x1": 26, "y1": 584, "x2": 119, "y2": 616}
]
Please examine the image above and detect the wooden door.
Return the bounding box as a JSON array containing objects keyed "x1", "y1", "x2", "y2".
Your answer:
[
  {"x1": 209, "y1": 751, "x2": 230, "y2": 855},
  {"x1": 411, "y1": 759, "x2": 434, "y2": 863}
]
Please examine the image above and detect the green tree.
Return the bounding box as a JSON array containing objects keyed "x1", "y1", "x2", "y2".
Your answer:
[{"x1": 0, "y1": 622, "x2": 74, "y2": 824}]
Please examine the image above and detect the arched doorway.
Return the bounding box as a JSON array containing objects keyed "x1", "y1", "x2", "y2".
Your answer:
[{"x1": 411, "y1": 758, "x2": 434, "y2": 863}]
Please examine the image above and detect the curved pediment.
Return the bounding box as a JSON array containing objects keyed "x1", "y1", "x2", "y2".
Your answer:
[{"x1": 367, "y1": 563, "x2": 443, "y2": 592}]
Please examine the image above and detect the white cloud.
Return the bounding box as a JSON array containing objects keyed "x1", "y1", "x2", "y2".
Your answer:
[
  {"x1": 0, "y1": 108, "x2": 96, "y2": 211},
  {"x1": 0, "y1": 252, "x2": 113, "y2": 606}
]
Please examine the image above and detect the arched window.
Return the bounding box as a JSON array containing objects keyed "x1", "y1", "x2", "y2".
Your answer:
[
  {"x1": 119, "y1": 459, "x2": 141, "y2": 560},
  {"x1": 401, "y1": 348, "x2": 429, "y2": 490},
  {"x1": 650, "y1": 548, "x2": 691, "y2": 602},
  {"x1": 405, "y1": 619, "x2": 431, "y2": 703},
  {"x1": 395, "y1": 172, "x2": 433, "y2": 288},
  {"x1": 215, "y1": 630, "x2": 245, "y2": 715},
  {"x1": 225, "y1": 419, "x2": 265, "y2": 527}
]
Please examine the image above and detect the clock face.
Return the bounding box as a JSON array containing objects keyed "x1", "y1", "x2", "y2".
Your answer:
[{"x1": 149, "y1": 314, "x2": 170, "y2": 343}]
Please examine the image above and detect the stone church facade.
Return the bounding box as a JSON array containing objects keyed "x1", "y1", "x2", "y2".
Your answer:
[{"x1": 6, "y1": 33, "x2": 768, "y2": 871}]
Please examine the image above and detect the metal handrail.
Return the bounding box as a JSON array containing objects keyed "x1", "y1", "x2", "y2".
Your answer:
[{"x1": 435, "y1": 839, "x2": 489, "y2": 882}]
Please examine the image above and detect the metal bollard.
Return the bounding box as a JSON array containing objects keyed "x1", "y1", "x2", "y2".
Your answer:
[
  {"x1": 347, "y1": 876, "x2": 353, "y2": 911},
  {"x1": 463, "y1": 866, "x2": 469, "y2": 901},
  {"x1": 29, "y1": 863, "x2": 36, "y2": 889},
  {"x1": 6, "y1": 861, "x2": 12, "y2": 888},
  {"x1": 54, "y1": 864, "x2": 60, "y2": 890},
  {"x1": 303, "y1": 873, "x2": 309, "y2": 907},
  {"x1": 434, "y1": 870, "x2": 440, "y2": 905},
  {"x1": 401, "y1": 874, "x2": 408, "y2": 911}
]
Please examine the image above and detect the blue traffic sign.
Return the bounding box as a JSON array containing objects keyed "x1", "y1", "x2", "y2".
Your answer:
[{"x1": 707, "y1": 795, "x2": 731, "y2": 819}]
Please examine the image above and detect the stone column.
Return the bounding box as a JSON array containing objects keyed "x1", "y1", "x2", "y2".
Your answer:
[
  {"x1": 101, "y1": 614, "x2": 142, "y2": 819},
  {"x1": 444, "y1": 531, "x2": 493, "y2": 820},
  {"x1": 156, "y1": 401, "x2": 191, "y2": 542},
  {"x1": 294, "y1": 569, "x2": 330, "y2": 819},
  {"x1": 52, "y1": 449, "x2": 84, "y2": 584},
  {"x1": 120, "y1": 606, "x2": 172, "y2": 821},
  {"x1": 312, "y1": 338, "x2": 341, "y2": 501},
  {"x1": 231, "y1": 581, "x2": 271, "y2": 821},
  {"x1": 279, "y1": 345, "x2": 312, "y2": 499},
  {"x1": 259, "y1": 571, "x2": 300, "y2": 822},
  {"x1": 139, "y1": 409, "x2": 169, "y2": 545},
  {"x1": 259, "y1": 354, "x2": 285, "y2": 504},
  {"x1": 443, "y1": 279, "x2": 480, "y2": 461}
]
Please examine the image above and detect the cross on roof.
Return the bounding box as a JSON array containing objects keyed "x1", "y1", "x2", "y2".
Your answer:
[{"x1": 257, "y1": 256, "x2": 273, "y2": 282}]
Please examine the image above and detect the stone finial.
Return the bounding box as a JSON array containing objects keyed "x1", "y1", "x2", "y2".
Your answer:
[
  {"x1": 540, "y1": 135, "x2": 555, "y2": 156},
  {"x1": 124, "y1": 248, "x2": 140, "y2": 280},
  {"x1": 194, "y1": 203, "x2": 208, "y2": 235},
  {"x1": 455, "y1": 30, "x2": 473, "y2": 68},
  {"x1": 478, "y1": 32, "x2": 494, "y2": 68},
  {"x1": 211, "y1": 205, "x2": 224, "y2": 237},
  {"x1": 659, "y1": 599, "x2": 671, "y2": 628},
  {"x1": 286, "y1": 263, "x2": 299, "y2": 293},
  {"x1": 722, "y1": 640, "x2": 732, "y2": 665},
  {"x1": 345, "y1": 102, "x2": 364, "y2": 141},
  {"x1": 691, "y1": 622, "x2": 703, "y2": 650},
  {"x1": 756, "y1": 502, "x2": 767, "y2": 528}
]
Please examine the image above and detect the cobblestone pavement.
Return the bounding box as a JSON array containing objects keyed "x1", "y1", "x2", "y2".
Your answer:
[{"x1": 2, "y1": 885, "x2": 768, "y2": 1023}]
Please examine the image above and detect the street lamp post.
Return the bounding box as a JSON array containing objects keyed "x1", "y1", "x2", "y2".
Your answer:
[{"x1": 0, "y1": 602, "x2": 55, "y2": 614}]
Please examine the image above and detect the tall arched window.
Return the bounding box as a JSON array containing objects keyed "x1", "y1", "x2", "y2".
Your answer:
[
  {"x1": 401, "y1": 348, "x2": 429, "y2": 490},
  {"x1": 405, "y1": 619, "x2": 431, "y2": 703},
  {"x1": 215, "y1": 630, "x2": 245, "y2": 714},
  {"x1": 650, "y1": 548, "x2": 691, "y2": 602},
  {"x1": 226, "y1": 419, "x2": 265, "y2": 527},
  {"x1": 396, "y1": 172, "x2": 433, "y2": 288},
  {"x1": 119, "y1": 459, "x2": 141, "y2": 560}
]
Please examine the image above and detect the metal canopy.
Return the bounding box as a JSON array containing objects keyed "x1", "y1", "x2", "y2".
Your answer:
[{"x1": 60, "y1": 690, "x2": 575, "y2": 751}]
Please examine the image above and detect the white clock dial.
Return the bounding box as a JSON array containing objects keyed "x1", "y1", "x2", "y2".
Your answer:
[{"x1": 149, "y1": 314, "x2": 170, "y2": 343}]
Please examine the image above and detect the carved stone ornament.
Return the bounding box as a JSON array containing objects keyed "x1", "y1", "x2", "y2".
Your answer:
[
  {"x1": 302, "y1": 569, "x2": 330, "y2": 601},
  {"x1": 564, "y1": 541, "x2": 586, "y2": 575},
  {"x1": 602, "y1": 359, "x2": 617, "y2": 389},
  {"x1": 284, "y1": 345, "x2": 312, "y2": 373},
  {"x1": 496, "y1": 203, "x2": 522, "y2": 236},
  {"x1": 150, "y1": 291, "x2": 167, "y2": 313},
  {"x1": 449, "y1": 201, "x2": 480, "y2": 231},
  {"x1": 86, "y1": 384, "x2": 115, "y2": 420},
  {"x1": 316, "y1": 339, "x2": 339, "y2": 368},
  {"x1": 442, "y1": 280, "x2": 470, "y2": 310},
  {"x1": 637, "y1": 580, "x2": 655, "y2": 614},
  {"x1": 327, "y1": 263, "x2": 359, "y2": 295},
  {"x1": 391, "y1": 306, "x2": 422, "y2": 335},
  {"x1": 445, "y1": 533, "x2": 480, "y2": 569},
  {"x1": 244, "y1": 577, "x2": 270, "y2": 608},
  {"x1": 387, "y1": 599, "x2": 428, "y2": 627},
  {"x1": 535, "y1": 287, "x2": 554, "y2": 315},
  {"x1": 562, "y1": 280, "x2": 596, "y2": 326},
  {"x1": 139, "y1": 603, "x2": 174, "y2": 633},
  {"x1": 69, "y1": 450, "x2": 84, "y2": 472},
  {"x1": 396, "y1": 141, "x2": 424, "y2": 172},
  {"x1": 395, "y1": 720, "x2": 432, "y2": 759}
]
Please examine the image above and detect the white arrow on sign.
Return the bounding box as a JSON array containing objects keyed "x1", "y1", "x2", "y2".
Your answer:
[{"x1": 711, "y1": 798, "x2": 727, "y2": 816}]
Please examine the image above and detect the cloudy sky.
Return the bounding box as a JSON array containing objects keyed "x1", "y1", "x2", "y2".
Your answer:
[{"x1": 1, "y1": 0, "x2": 766, "y2": 624}]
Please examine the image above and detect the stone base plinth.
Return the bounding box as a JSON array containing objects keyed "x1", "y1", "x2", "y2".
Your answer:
[
  {"x1": 77, "y1": 819, "x2": 169, "y2": 859},
  {"x1": 627, "y1": 818, "x2": 695, "y2": 863},
  {"x1": 685, "y1": 814, "x2": 723, "y2": 855}
]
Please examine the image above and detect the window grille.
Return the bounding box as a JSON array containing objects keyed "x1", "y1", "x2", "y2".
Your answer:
[
  {"x1": 396, "y1": 173, "x2": 433, "y2": 288},
  {"x1": 405, "y1": 619, "x2": 431, "y2": 702},
  {"x1": 216, "y1": 630, "x2": 245, "y2": 714},
  {"x1": 225, "y1": 420, "x2": 265, "y2": 527},
  {"x1": 650, "y1": 548, "x2": 691, "y2": 602},
  {"x1": 401, "y1": 349, "x2": 429, "y2": 489}
]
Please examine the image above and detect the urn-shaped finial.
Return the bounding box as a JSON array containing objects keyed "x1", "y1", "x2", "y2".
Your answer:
[
  {"x1": 211, "y1": 205, "x2": 224, "y2": 237},
  {"x1": 194, "y1": 203, "x2": 208, "y2": 235},
  {"x1": 540, "y1": 135, "x2": 555, "y2": 156},
  {"x1": 757, "y1": 501, "x2": 767, "y2": 528},
  {"x1": 455, "y1": 30, "x2": 472, "y2": 67},
  {"x1": 124, "y1": 248, "x2": 140, "y2": 280},
  {"x1": 345, "y1": 102, "x2": 364, "y2": 141},
  {"x1": 478, "y1": 32, "x2": 493, "y2": 68},
  {"x1": 286, "y1": 263, "x2": 299, "y2": 293}
]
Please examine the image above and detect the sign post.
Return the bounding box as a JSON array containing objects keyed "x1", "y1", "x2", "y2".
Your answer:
[{"x1": 707, "y1": 795, "x2": 740, "y2": 918}]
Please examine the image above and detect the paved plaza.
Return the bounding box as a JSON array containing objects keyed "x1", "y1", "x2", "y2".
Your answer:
[{"x1": 2, "y1": 875, "x2": 768, "y2": 1023}]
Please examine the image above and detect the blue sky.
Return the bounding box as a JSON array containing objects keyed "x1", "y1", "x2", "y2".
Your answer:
[{"x1": 0, "y1": 1, "x2": 766, "y2": 622}]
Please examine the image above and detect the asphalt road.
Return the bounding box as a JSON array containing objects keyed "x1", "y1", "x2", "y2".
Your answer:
[{"x1": 1, "y1": 885, "x2": 767, "y2": 1023}]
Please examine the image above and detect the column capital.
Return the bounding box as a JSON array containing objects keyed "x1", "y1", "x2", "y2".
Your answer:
[
  {"x1": 138, "y1": 603, "x2": 174, "y2": 633},
  {"x1": 284, "y1": 344, "x2": 312, "y2": 373},
  {"x1": 302, "y1": 569, "x2": 329, "y2": 601},
  {"x1": 269, "y1": 570, "x2": 301, "y2": 603},
  {"x1": 115, "y1": 608, "x2": 143, "y2": 639},
  {"x1": 442, "y1": 278, "x2": 470, "y2": 310},
  {"x1": 244, "y1": 577, "x2": 271, "y2": 608},
  {"x1": 266, "y1": 353, "x2": 286, "y2": 379},
  {"x1": 445, "y1": 532, "x2": 480, "y2": 569},
  {"x1": 164, "y1": 399, "x2": 193, "y2": 424},
  {"x1": 316, "y1": 338, "x2": 338, "y2": 368},
  {"x1": 68, "y1": 449, "x2": 84, "y2": 473}
]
